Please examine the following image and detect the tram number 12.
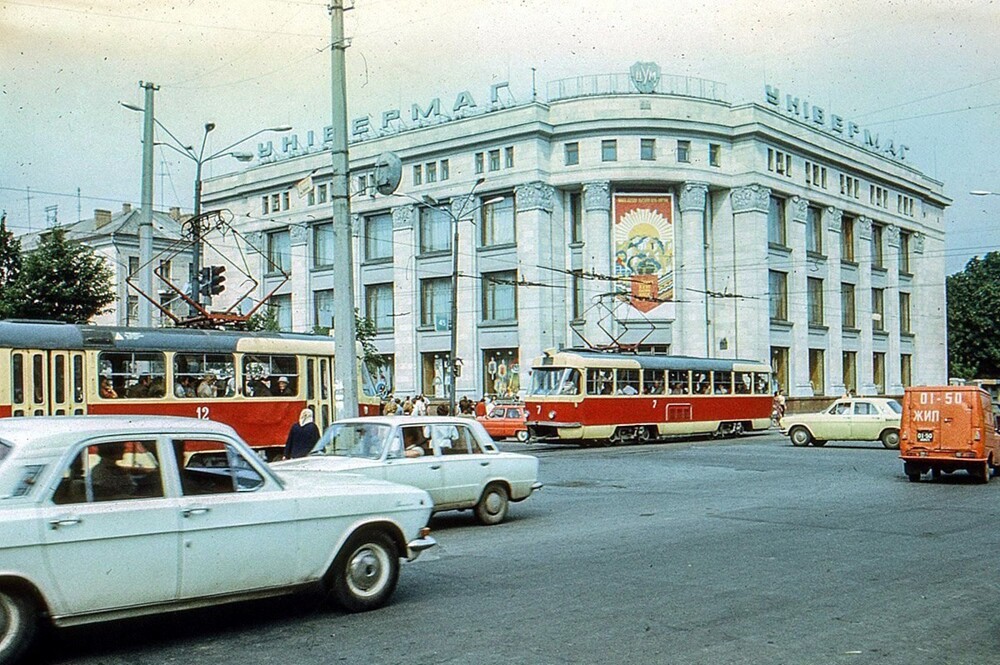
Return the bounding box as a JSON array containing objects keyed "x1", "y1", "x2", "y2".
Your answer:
[{"x1": 196, "y1": 406, "x2": 211, "y2": 420}]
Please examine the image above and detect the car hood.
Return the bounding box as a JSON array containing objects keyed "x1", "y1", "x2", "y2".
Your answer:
[
  {"x1": 276, "y1": 465, "x2": 418, "y2": 496},
  {"x1": 274, "y1": 456, "x2": 380, "y2": 473}
]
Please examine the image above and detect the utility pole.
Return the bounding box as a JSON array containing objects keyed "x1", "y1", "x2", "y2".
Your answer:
[
  {"x1": 138, "y1": 80, "x2": 158, "y2": 327},
  {"x1": 330, "y1": 0, "x2": 359, "y2": 418}
]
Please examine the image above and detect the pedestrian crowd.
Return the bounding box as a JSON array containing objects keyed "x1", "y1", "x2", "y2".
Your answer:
[{"x1": 380, "y1": 393, "x2": 508, "y2": 417}]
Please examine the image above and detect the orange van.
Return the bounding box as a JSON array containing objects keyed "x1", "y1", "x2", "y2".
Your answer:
[{"x1": 899, "y1": 385, "x2": 1000, "y2": 483}]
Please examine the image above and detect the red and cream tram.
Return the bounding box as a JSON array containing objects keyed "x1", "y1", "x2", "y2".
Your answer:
[
  {"x1": 0, "y1": 320, "x2": 380, "y2": 458},
  {"x1": 525, "y1": 348, "x2": 773, "y2": 445}
]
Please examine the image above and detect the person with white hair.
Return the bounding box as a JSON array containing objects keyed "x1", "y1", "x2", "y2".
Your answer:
[{"x1": 283, "y1": 408, "x2": 320, "y2": 459}]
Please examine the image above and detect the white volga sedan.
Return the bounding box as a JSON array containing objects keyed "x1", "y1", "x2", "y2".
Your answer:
[
  {"x1": 276, "y1": 417, "x2": 542, "y2": 525},
  {"x1": 0, "y1": 416, "x2": 436, "y2": 664}
]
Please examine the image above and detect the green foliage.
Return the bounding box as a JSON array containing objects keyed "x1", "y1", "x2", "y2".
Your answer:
[
  {"x1": 947, "y1": 252, "x2": 1000, "y2": 380},
  {"x1": 245, "y1": 305, "x2": 280, "y2": 332},
  {"x1": 0, "y1": 225, "x2": 115, "y2": 323},
  {"x1": 354, "y1": 309, "x2": 382, "y2": 370},
  {"x1": 0, "y1": 212, "x2": 21, "y2": 291}
]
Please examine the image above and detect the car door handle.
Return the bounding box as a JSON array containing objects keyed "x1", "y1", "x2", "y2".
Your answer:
[
  {"x1": 182, "y1": 506, "x2": 211, "y2": 517},
  {"x1": 480, "y1": 461, "x2": 490, "y2": 466},
  {"x1": 49, "y1": 517, "x2": 82, "y2": 530},
  {"x1": 430, "y1": 464, "x2": 441, "y2": 470}
]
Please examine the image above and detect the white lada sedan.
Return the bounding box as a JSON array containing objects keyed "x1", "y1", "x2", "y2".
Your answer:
[
  {"x1": 276, "y1": 416, "x2": 542, "y2": 526},
  {"x1": 0, "y1": 416, "x2": 435, "y2": 664}
]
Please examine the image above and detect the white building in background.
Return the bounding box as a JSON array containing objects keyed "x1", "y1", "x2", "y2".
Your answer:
[{"x1": 202, "y1": 63, "x2": 949, "y2": 401}]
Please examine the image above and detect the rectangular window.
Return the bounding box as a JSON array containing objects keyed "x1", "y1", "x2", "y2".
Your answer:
[
  {"x1": 564, "y1": 142, "x2": 579, "y2": 166},
  {"x1": 242, "y1": 353, "x2": 297, "y2": 397},
  {"x1": 806, "y1": 206, "x2": 823, "y2": 254},
  {"x1": 841, "y1": 283, "x2": 856, "y2": 328},
  {"x1": 412, "y1": 164, "x2": 422, "y2": 186},
  {"x1": 481, "y1": 195, "x2": 515, "y2": 246},
  {"x1": 504, "y1": 146, "x2": 514, "y2": 168},
  {"x1": 571, "y1": 273, "x2": 584, "y2": 320},
  {"x1": 708, "y1": 143, "x2": 721, "y2": 167},
  {"x1": 809, "y1": 349, "x2": 825, "y2": 396},
  {"x1": 899, "y1": 292, "x2": 911, "y2": 334},
  {"x1": 316, "y1": 183, "x2": 328, "y2": 204},
  {"x1": 282, "y1": 192, "x2": 290, "y2": 210},
  {"x1": 354, "y1": 177, "x2": 365, "y2": 198},
  {"x1": 871, "y1": 223, "x2": 884, "y2": 268},
  {"x1": 314, "y1": 288, "x2": 334, "y2": 329},
  {"x1": 899, "y1": 231, "x2": 911, "y2": 273},
  {"x1": 640, "y1": 138, "x2": 656, "y2": 161},
  {"x1": 421, "y1": 352, "x2": 453, "y2": 400},
  {"x1": 807, "y1": 277, "x2": 824, "y2": 326},
  {"x1": 872, "y1": 288, "x2": 885, "y2": 332},
  {"x1": 267, "y1": 230, "x2": 291, "y2": 273},
  {"x1": 312, "y1": 222, "x2": 334, "y2": 268},
  {"x1": 269, "y1": 294, "x2": 292, "y2": 331},
  {"x1": 365, "y1": 283, "x2": 394, "y2": 332},
  {"x1": 262, "y1": 196, "x2": 270, "y2": 215},
  {"x1": 601, "y1": 140, "x2": 617, "y2": 162},
  {"x1": 97, "y1": 351, "x2": 167, "y2": 400},
  {"x1": 128, "y1": 256, "x2": 139, "y2": 278},
  {"x1": 488, "y1": 149, "x2": 501, "y2": 171},
  {"x1": 440, "y1": 159, "x2": 450, "y2": 181},
  {"x1": 767, "y1": 148, "x2": 792, "y2": 176},
  {"x1": 482, "y1": 270, "x2": 518, "y2": 322},
  {"x1": 483, "y1": 349, "x2": 520, "y2": 397},
  {"x1": 364, "y1": 213, "x2": 393, "y2": 261},
  {"x1": 172, "y1": 352, "x2": 234, "y2": 399},
  {"x1": 873, "y1": 352, "x2": 886, "y2": 394},
  {"x1": 771, "y1": 346, "x2": 789, "y2": 394},
  {"x1": 677, "y1": 140, "x2": 691, "y2": 163},
  {"x1": 843, "y1": 351, "x2": 857, "y2": 395},
  {"x1": 768, "y1": 196, "x2": 786, "y2": 246},
  {"x1": 419, "y1": 206, "x2": 451, "y2": 254},
  {"x1": 769, "y1": 270, "x2": 788, "y2": 321},
  {"x1": 569, "y1": 192, "x2": 583, "y2": 243},
  {"x1": 474, "y1": 152, "x2": 484, "y2": 174},
  {"x1": 587, "y1": 368, "x2": 614, "y2": 395},
  {"x1": 425, "y1": 161, "x2": 437, "y2": 183},
  {"x1": 841, "y1": 216, "x2": 855, "y2": 262},
  {"x1": 901, "y1": 354, "x2": 912, "y2": 387},
  {"x1": 271, "y1": 193, "x2": 281, "y2": 213},
  {"x1": 420, "y1": 277, "x2": 452, "y2": 328}
]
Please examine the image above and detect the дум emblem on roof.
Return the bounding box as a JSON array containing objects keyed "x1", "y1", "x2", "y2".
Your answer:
[{"x1": 630, "y1": 61, "x2": 661, "y2": 94}]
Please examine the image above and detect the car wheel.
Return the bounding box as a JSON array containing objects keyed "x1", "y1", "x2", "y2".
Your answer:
[
  {"x1": 0, "y1": 589, "x2": 37, "y2": 665},
  {"x1": 977, "y1": 461, "x2": 991, "y2": 485},
  {"x1": 328, "y1": 529, "x2": 399, "y2": 612},
  {"x1": 904, "y1": 462, "x2": 921, "y2": 482},
  {"x1": 516, "y1": 430, "x2": 529, "y2": 443},
  {"x1": 789, "y1": 427, "x2": 812, "y2": 447},
  {"x1": 474, "y1": 483, "x2": 510, "y2": 526},
  {"x1": 880, "y1": 429, "x2": 901, "y2": 450}
]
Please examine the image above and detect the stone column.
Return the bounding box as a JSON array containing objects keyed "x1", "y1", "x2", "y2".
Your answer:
[
  {"x1": 856, "y1": 217, "x2": 876, "y2": 395},
  {"x1": 677, "y1": 182, "x2": 709, "y2": 356},
  {"x1": 582, "y1": 181, "x2": 612, "y2": 347},
  {"x1": 885, "y1": 224, "x2": 903, "y2": 395},
  {"x1": 824, "y1": 207, "x2": 846, "y2": 395},
  {"x1": 728, "y1": 185, "x2": 771, "y2": 365},
  {"x1": 451, "y1": 194, "x2": 478, "y2": 401},
  {"x1": 788, "y1": 196, "x2": 812, "y2": 396},
  {"x1": 515, "y1": 182, "x2": 558, "y2": 369},
  {"x1": 909, "y1": 232, "x2": 946, "y2": 384},
  {"x1": 289, "y1": 222, "x2": 310, "y2": 332},
  {"x1": 391, "y1": 205, "x2": 417, "y2": 396}
]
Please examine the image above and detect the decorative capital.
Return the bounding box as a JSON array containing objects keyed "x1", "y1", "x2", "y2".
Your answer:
[
  {"x1": 349, "y1": 214, "x2": 361, "y2": 238},
  {"x1": 290, "y1": 223, "x2": 308, "y2": 244},
  {"x1": 825, "y1": 207, "x2": 843, "y2": 233},
  {"x1": 790, "y1": 196, "x2": 809, "y2": 223},
  {"x1": 913, "y1": 232, "x2": 925, "y2": 254},
  {"x1": 678, "y1": 182, "x2": 708, "y2": 212},
  {"x1": 583, "y1": 181, "x2": 611, "y2": 212},
  {"x1": 730, "y1": 184, "x2": 770, "y2": 213},
  {"x1": 451, "y1": 195, "x2": 476, "y2": 220},
  {"x1": 857, "y1": 217, "x2": 873, "y2": 241},
  {"x1": 515, "y1": 182, "x2": 556, "y2": 213},
  {"x1": 391, "y1": 205, "x2": 414, "y2": 229},
  {"x1": 886, "y1": 224, "x2": 900, "y2": 247}
]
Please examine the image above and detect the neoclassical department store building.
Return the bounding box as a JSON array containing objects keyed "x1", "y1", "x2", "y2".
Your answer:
[{"x1": 202, "y1": 63, "x2": 948, "y2": 401}]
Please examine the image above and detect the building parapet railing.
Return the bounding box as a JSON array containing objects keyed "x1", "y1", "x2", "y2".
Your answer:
[{"x1": 546, "y1": 73, "x2": 728, "y2": 104}]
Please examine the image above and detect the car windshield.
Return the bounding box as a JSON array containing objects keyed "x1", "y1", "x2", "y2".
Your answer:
[
  {"x1": 529, "y1": 368, "x2": 580, "y2": 396},
  {"x1": 311, "y1": 423, "x2": 391, "y2": 460},
  {"x1": 0, "y1": 440, "x2": 10, "y2": 467},
  {"x1": 885, "y1": 400, "x2": 902, "y2": 414}
]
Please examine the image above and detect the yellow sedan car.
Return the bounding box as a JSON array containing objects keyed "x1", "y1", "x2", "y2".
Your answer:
[{"x1": 780, "y1": 397, "x2": 902, "y2": 449}]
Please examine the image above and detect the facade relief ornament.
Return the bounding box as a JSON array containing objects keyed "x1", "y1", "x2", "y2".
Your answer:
[
  {"x1": 289, "y1": 222, "x2": 308, "y2": 245},
  {"x1": 678, "y1": 182, "x2": 708, "y2": 212},
  {"x1": 913, "y1": 232, "x2": 925, "y2": 254},
  {"x1": 825, "y1": 207, "x2": 843, "y2": 233},
  {"x1": 515, "y1": 182, "x2": 556, "y2": 213},
  {"x1": 451, "y1": 195, "x2": 476, "y2": 220},
  {"x1": 886, "y1": 224, "x2": 900, "y2": 247},
  {"x1": 790, "y1": 196, "x2": 809, "y2": 223},
  {"x1": 730, "y1": 184, "x2": 770, "y2": 214},
  {"x1": 857, "y1": 216, "x2": 873, "y2": 241},
  {"x1": 391, "y1": 205, "x2": 415, "y2": 230},
  {"x1": 583, "y1": 181, "x2": 611, "y2": 212}
]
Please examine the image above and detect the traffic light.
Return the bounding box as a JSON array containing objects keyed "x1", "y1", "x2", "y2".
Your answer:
[{"x1": 207, "y1": 265, "x2": 226, "y2": 295}]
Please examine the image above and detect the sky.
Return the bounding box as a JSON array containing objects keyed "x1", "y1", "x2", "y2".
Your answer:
[{"x1": 2, "y1": 0, "x2": 999, "y2": 274}]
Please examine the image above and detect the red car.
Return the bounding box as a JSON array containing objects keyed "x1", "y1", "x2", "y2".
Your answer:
[{"x1": 477, "y1": 405, "x2": 530, "y2": 442}]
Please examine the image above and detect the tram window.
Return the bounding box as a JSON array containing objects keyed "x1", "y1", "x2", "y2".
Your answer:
[
  {"x1": 243, "y1": 354, "x2": 298, "y2": 398},
  {"x1": 54, "y1": 355, "x2": 66, "y2": 404},
  {"x1": 320, "y1": 358, "x2": 330, "y2": 399},
  {"x1": 754, "y1": 372, "x2": 771, "y2": 395},
  {"x1": 12, "y1": 353, "x2": 25, "y2": 404},
  {"x1": 616, "y1": 369, "x2": 640, "y2": 395},
  {"x1": 560, "y1": 369, "x2": 581, "y2": 395},
  {"x1": 72, "y1": 355, "x2": 84, "y2": 403},
  {"x1": 307, "y1": 359, "x2": 316, "y2": 400},
  {"x1": 668, "y1": 370, "x2": 690, "y2": 395},
  {"x1": 174, "y1": 353, "x2": 234, "y2": 399},
  {"x1": 586, "y1": 368, "x2": 614, "y2": 395},
  {"x1": 32, "y1": 355, "x2": 44, "y2": 404},
  {"x1": 713, "y1": 371, "x2": 733, "y2": 394},
  {"x1": 642, "y1": 369, "x2": 665, "y2": 395},
  {"x1": 98, "y1": 352, "x2": 167, "y2": 399},
  {"x1": 735, "y1": 372, "x2": 753, "y2": 394},
  {"x1": 692, "y1": 371, "x2": 710, "y2": 395}
]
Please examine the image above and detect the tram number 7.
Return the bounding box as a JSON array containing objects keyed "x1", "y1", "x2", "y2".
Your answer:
[{"x1": 196, "y1": 406, "x2": 211, "y2": 420}]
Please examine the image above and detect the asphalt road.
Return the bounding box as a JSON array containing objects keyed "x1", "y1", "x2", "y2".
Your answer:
[{"x1": 34, "y1": 432, "x2": 1000, "y2": 665}]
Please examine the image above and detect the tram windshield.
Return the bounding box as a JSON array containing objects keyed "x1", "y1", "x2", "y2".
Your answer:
[{"x1": 529, "y1": 368, "x2": 581, "y2": 396}]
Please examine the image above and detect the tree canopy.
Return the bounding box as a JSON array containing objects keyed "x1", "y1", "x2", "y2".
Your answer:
[
  {"x1": 947, "y1": 252, "x2": 1000, "y2": 380},
  {"x1": 0, "y1": 212, "x2": 21, "y2": 291},
  {"x1": 0, "y1": 225, "x2": 115, "y2": 323}
]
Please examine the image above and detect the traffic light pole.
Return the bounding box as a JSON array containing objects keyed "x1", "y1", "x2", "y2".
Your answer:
[{"x1": 191, "y1": 160, "x2": 204, "y2": 312}]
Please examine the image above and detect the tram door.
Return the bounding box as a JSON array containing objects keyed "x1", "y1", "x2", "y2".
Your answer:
[
  {"x1": 9, "y1": 350, "x2": 87, "y2": 417},
  {"x1": 49, "y1": 351, "x2": 86, "y2": 416},
  {"x1": 305, "y1": 357, "x2": 334, "y2": 430}
]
